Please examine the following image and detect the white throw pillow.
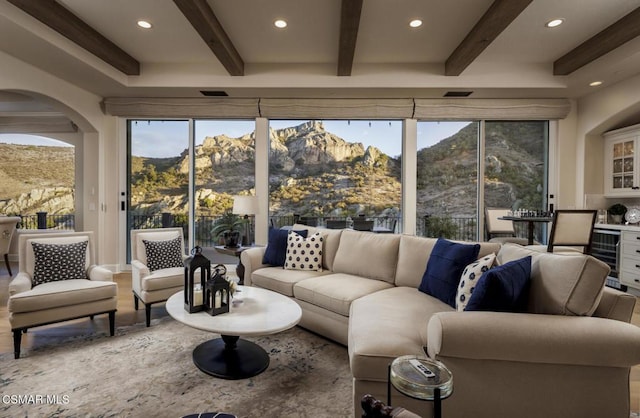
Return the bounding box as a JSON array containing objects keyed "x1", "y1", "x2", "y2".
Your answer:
[
  {"x1": 284, "y1": 232, "x2": 323, "y2": 271},
  {"x1": 456, "y1": 253, "x2": 496, "y2": 311}
]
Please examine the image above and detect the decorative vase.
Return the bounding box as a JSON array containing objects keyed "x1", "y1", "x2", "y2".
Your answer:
[{"x1": 223, "y1": 231, "x2": 240, "y2": 248}]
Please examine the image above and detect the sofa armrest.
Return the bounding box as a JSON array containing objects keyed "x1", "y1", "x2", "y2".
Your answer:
[
  {"x1": 427, "y1": 311, "x2": 640, "y2": 368},
  {"x1": 240, "y1": 247, "x2": 269, "y2": 286},
  {"x1": 87, "y1": 265, "x2": 114, "y2": 282},
  {"x1": 8, "y1": 272, "x2": 32, "y2": 296}
]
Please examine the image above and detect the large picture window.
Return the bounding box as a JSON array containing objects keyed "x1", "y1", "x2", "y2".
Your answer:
[{"x1": 268, "y1": 120, "x2": 402, "y2": 232}]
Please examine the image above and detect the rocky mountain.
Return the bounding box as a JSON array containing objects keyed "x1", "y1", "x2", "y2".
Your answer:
[
  {"x1": 0, "y1": 143, "x2": 75, "y2": 215},
  {"x1": 0, "y1": 121, "x2": 545, "y2": 220}
]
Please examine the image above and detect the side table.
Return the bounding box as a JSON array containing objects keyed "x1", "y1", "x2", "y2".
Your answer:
[
  {"x1": 387, "y1": 355, "x2": 453, "y2": 418},
  {"x1": 214, "y1": 245, "x2": 258, "y2": 284}
]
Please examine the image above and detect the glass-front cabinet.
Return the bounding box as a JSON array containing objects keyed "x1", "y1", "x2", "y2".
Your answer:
[{"x1": 605, "y1": 124, "x2": 640, "y2": 196}]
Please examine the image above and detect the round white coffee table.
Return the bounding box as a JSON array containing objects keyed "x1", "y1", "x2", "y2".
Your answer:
[{"x1": 166, "y1": 286, "x2": 301, "y2": 380}]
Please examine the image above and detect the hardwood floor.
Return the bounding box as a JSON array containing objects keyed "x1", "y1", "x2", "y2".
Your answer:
[{"x1": 1, "y1": 261, "x2": 639, "y2": 413}]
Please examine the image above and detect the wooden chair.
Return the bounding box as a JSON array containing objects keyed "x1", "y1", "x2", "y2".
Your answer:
[
  {"x1": 485, "y1": 208, "x2": 529, "y2": 245},
  {"x1": 546, "y1": 209, "x2": 597, "y2": 254}
]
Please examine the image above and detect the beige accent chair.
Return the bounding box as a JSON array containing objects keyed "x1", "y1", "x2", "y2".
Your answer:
[
  {"x1": 130, "y1": 227, "x2": 186, "y2": 327},
  {"x1": 8, "y1": 231, "x2": 117, "y2": 359},
  {"x1": 527, "y1": 209, "x2": 597, "y2": 254},
  {"x1": 485, "y1": 208, "x2": 529, "y2": 245},
  {"x1": 0, "y1": 216, "x2": 21, "y2": 275}
]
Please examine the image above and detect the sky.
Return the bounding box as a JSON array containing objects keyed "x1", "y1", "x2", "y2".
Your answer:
[
  {"x1": 0, "y1": 120, "x2": 472, "y2": 159},
  {"x1": 0, "y1": 133, "x2": 73, "y2": 147}
]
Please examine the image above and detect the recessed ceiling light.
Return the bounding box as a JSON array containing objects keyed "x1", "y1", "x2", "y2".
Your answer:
[
  {"x1": 274, "y1": 19, "x2": 287, "y2": 29},
  {"x1": 137, "y1": 20, "x2": 152, "y2": 29},
  {"x1": 590, "y1": 81, "x2": 603, "y2": 87},
  {"x1": 545, "y1": 18, "x2": 564, "y2": 28},
  {"x1": 409, "y1": 19, "x2": 423, "y2": 28}
]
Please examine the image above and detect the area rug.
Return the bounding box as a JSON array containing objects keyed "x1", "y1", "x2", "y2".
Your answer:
[{"x1": 0, "y1": 318, "x2": 352, "y2": 417}]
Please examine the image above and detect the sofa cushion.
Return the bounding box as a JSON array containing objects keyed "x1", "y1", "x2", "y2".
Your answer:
[
  {"x1": 419, "y1": 238, "x2": 480, "y2": 308},
  {"x1": 31, "y1": 240, "x2": 88, "y2": 286},
  {"x1": 349, "y1": 286, "x2": 454, "y2": 381},
  {"x1": 143, "y1": 237, "x2": 184, "y2": 272},
  {"x1": 332, "y1": 230, "x2": 400, "y2": 283},
  {"x1": 456, "y1": 253, "x2": 496, "y2": 311},
  {"x1": 285, "y1": 231, "x2": 323, "y2": 271},
  {"x1": 252, "y1": 266, "x2": 329, "y2": 297},
  {"x1": 293, "y1": 273, "x2": 394, "y2": 316},
  {"x1": 497, "y1": 244, "x2": 609, "y2": 316},
  {"x1": 8, "y1": 279, "x2": 117, "y2": 313},
  {"x1": 395, "y1": 235, "x2": 501, "y2": 288},
  {"x1": 291, "y1": 224, "x2": 344, "y2": 271},
  {"x1": 263, "y1": 229, "x2": 307, "y2": 267},
  {"x1": 465, "y1": 256, "x2": 531, "y2": 312}
]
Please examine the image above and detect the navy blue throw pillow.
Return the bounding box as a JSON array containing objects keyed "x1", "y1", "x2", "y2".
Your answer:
[
  {"x1": 262, "y1": 229, "x2": 308, "y2": 267},
  {"x1": 419, "y1": 238, "x2": 481, "y2": 308},
  {"x1": 464, "y1": 256, "x2": 532, "y2": 312}
]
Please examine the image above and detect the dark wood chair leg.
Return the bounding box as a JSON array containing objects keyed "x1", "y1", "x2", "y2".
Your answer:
[
  {"x1": 13, "y1": 329, "x2": 22, "y2": 359},
  {"x1": 145, "y1": 304, "x2": 151, "y2": 327},
  {"x1": 109, "y1": 311, "x2": 115, "y2": 336},
  {"x1": 4, "y1": 253, "x2": 12, "y2": 276},
  {"x1": 133, "y1": 294, "x2": 139, "y2": 310}
]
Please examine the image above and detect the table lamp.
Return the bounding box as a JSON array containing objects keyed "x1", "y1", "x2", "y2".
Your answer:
[{"x1": 232, "y1": 195, "x2": 258, "y2": 246}]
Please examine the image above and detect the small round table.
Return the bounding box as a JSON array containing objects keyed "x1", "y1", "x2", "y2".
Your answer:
[
  {"x1": 166, "y1": 287, "x2": 302, "y2": 380},
  {"x1": 387, "y1": 355, "x2": 453, "y2": 418}
]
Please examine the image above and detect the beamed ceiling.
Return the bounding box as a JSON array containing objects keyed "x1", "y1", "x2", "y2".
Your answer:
[{"x1": 1, "y1": 0, "x2": 640, "y2": 124}]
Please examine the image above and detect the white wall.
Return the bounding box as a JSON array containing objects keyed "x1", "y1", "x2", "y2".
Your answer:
[
  {"x1": 0, "y1": 51, "x2": 116, "y2": 266},
  {"x1": 575, "y1": 73, "x2": 640, "y2": 204}
]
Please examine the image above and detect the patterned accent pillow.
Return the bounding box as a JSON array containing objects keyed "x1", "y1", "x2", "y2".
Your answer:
[
  {"x1": 32, "y1": 240, "x2": 88, "y2": 286},
  {"x1": 456, "y1": 253, "x2": 496, "y2": 311},
  {"x1": 284, "y1": 232, "x2": 323, "y2": 271},
  {"x1": 143, "y1": 237, "x2": 184, "y2": 272}
]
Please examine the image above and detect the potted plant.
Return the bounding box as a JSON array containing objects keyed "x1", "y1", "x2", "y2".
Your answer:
[
  {"x1": 211, "y1": 211, "x2": 245, "y2": 248},
  {"x1": 608, "y1": 203, "x2": 627, "y2": 224}
]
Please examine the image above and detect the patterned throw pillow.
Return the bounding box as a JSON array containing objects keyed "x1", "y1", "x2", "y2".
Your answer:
[
  {"x1": 456, "y1": 253, "x2": 496, "y2": 311},
  {"x1": 143, "y1": 237, "x2": 184, "y2": 272},
  {"x1": 32, "y1": 240, "x2": 88, "y2": 286},
  {"x1": 284, "y1": 232, "x2": 323, "y2": 271}
]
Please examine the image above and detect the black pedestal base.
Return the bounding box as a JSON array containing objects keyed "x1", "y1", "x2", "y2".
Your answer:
[{"x1": 192, "y1": 335, "x2": 269, "y2": 379}]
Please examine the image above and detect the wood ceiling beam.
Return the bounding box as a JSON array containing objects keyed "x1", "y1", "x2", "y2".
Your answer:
[
  {"x1": 337, "y1": 0, "x2": 363, "y2": 76},
  {"x1": 445, "y1": 0, "x2": 533, "y2": 76},
  {"x1": 7, "y1": 0, "x2": 140, "y2": 76},
  {"x1": 554, "y1": 7, "x2": 640, "y2": 76},
  {"x1": 173, "y1": 0, "x2": 244, "y2": 76}
]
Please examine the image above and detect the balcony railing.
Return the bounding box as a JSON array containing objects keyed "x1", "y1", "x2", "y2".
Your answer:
[
  {"x1": 129, "y1": 212, "x2": 534, "y2": 245},
  {"x1": 18, "y1": 212, "x2": 75, "y2": 230}
]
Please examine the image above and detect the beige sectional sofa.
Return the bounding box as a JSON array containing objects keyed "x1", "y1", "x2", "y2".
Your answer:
[{"x1": 241, "y1": 225, "x2": 640, "y2": 418}]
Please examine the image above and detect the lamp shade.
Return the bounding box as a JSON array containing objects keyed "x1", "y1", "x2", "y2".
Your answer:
[{"x1": 232, "y1": 195, "x2": 258, "y2": 215}]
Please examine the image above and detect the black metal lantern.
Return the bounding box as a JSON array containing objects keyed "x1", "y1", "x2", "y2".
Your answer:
[
  {"x1": 184, "y1": 246, "x2": 211, "y2": 313},
  {"x1": 205, "y1": 264, "x2": 230, "y2": 316}
]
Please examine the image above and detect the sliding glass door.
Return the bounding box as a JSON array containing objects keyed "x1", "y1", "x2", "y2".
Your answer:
[{"x1": 416, "y1": 121, "x2": 479, "y2": 240}]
